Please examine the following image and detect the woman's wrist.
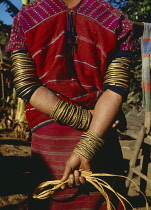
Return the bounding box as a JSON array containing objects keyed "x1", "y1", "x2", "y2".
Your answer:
[
  {"x1": 50, "y1": 99, "x2": 92, "y2": 131},
  {"x1": 73, "y1": 130, "x2": 104, "y2": 161}
]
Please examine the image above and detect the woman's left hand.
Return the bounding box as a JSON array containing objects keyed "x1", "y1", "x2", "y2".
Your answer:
[{"x1": 61, "y1": 152, "x2": 91, "y2": 189}]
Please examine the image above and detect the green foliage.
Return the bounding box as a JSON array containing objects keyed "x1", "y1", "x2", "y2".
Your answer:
[
  {"x1": 108, "y1": 0, "x2": 151, "y2": 22},
  {"x1": 108, "y1": 0, "x2": 151, "y2": 110},
  {"x1": 120, "y1": 0, "x2": 151, "y2": 109},
  {"x1": 0, "y1": 21, "x2": 11, "y2": 44},
  {"x1": 121, "y1": 0, "x2": 151, "y2": 22}
]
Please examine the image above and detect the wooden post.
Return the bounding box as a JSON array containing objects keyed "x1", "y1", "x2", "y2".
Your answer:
[
  {"x1": 144, "y1": 111, "x2": 151, "y2": 134},
  {"x1": 125, "y1": 126, "x2": 146, "y2": 188}
]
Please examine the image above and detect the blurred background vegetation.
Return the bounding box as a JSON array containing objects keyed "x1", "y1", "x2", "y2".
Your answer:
[
  {"x1": 108, "y1": 0, "x2": 151, "y2": 22},
  {"x1": 108, "y1": 0, "x2": 151, "y2": 113},
  {"x1": 0, "y1": 0, "x2": 151, "y2": 139}
]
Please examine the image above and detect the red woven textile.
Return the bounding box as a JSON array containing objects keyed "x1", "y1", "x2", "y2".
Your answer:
[
  {"x1": 28, "y1": 123, "x2": 125, "y2": 210},
  {"x1": 7, "y1": 0, "x2": 135, "y2": 130}
]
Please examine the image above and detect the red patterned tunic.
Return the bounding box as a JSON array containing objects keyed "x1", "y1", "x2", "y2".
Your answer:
[
  {"x1": 7, "y1": 0, "x2": 134, "y2": 131},
  {"x1": 7, "y1": 0, "x2": 134, "y2": 209}
]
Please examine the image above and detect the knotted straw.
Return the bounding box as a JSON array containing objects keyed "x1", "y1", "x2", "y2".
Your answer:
[{"x1": 33, "y1": 170, "x2": 149, "y2": 210}]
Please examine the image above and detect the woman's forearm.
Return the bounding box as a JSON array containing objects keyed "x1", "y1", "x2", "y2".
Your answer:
[
  {"x1": 89, "y1": 89, "x2": 123, "y2": 138},
  {"x1": 29, "y1": 83, "x2": 123, "y2": 140},
  {"x1": 62, "y1": 89, "x2": 123, "y2": 183},
  {"x1": 29, "y1": 86, "x2": 123, "y2": 136},
  {"x1": 29, "y1": 86, "x2": 60, "y2": 115},
  {"x1": 29, "y1": 86, "x2": 92, "y2": 131}
]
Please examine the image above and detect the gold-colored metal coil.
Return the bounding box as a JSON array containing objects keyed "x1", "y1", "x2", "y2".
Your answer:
[
  {"x1": 50, "y1": 99, "x2": 92, "y2": 131},
  {"x1": 74, "y1": 130, "x2": 104, "y2": 160},
  {"x1": 103, "y1": 56, "x2": 131, "y2": 91},
  {"x1": 10, "y1": 52, "x2": 40, "y2": 100}
]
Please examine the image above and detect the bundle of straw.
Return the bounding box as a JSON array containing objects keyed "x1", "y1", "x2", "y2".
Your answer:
[{"x1": 33, "y1": 170, "x2": 149, "y2": 210}]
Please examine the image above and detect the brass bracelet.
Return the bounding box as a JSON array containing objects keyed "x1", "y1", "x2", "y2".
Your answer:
[
  {"x1": 10, "y1": 52, "x2": 41, "y2": 101},
  {"x1": 73, "y1": 130, "x2": 104, "y2": 160},
  {"x1": 50, "y1": 99, "x2": 92, "y2": 131},
  {"x1": 103, "y1": 56, "x2": 131, "y2": 91}
]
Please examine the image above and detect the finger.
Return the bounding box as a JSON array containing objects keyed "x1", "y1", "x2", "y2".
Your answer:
[
  {"x1": 61, "y1": 183, "x2": 67, "y2": 190},
  {"x1": 79, "y1": 176, "x2": 86, "y2": 184},
  {"x1": 112, "y1": 120, "x2": 119, "y2": 128},
  {"x1": 61, "y1": 165, "x2": 72, "y2": 182},
  {"x1": 112, "y1": 123, "x2": 116, "y2": 128},
  {"x1": 68, "y1": 174, "x2": 74, "y2": 187},
  {"x1": 74, "y1": 170, "x2": 80, "y2": 186}
]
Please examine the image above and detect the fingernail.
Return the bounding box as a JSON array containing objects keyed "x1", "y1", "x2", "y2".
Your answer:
[{"x1": 74, "y1": 170, "x2": 79, "y2": 176}]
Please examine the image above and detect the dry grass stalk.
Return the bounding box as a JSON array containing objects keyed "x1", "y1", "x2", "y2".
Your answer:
[{"x1": 33, "y1": 170, "x2": 149, "y2": 210}]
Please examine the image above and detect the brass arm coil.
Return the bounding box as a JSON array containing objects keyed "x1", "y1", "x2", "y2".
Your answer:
[
  {"x1": 50, "y1": 99, "x2": 92, "y2": 131},
  {"x1": 11, "y1": 52, "x2": 41, "y2": 101},
  {"x1": 103, "y1": 57, "x2": 131, "y2": 90}
]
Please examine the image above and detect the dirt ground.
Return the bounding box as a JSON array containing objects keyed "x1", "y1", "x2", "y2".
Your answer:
[
  {"x1": 0, "y1": 108, "x2": 151, "y2": 209},
  {"x1": 0, "y1": 138, "x2": 30, "y2": 209},
  {"x1": 119, "y1": 108, "x2": 151, "y2": 209}
]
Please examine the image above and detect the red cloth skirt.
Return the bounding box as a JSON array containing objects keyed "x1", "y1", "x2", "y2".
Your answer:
[{"x1": 28, "y1": 123, "x2": 126, "y2": 210}]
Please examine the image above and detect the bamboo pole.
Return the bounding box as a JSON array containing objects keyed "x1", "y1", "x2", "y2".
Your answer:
[{"x1": 126, "y1": 126, "x2": 146, "y2": 188}]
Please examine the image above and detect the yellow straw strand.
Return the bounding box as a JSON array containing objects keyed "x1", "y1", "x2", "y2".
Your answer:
[{"x1": 32, "y1": 170, "x2": 149, "y2": 210}]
